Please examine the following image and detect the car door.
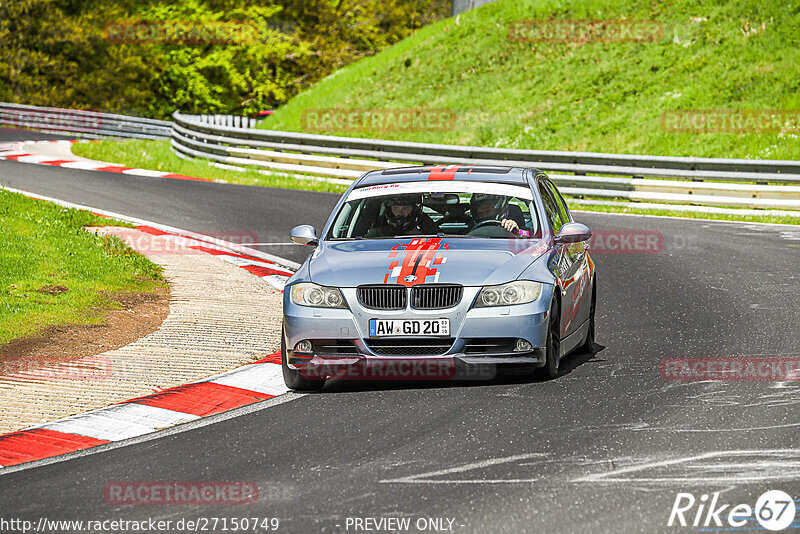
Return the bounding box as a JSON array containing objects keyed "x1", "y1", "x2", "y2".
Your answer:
[
  {"x1": 544, "y1": 178, "x2": 592, "y2": 338},
  {"x1": 536, "y1": 177, "x2": 573, "y2": 342}
]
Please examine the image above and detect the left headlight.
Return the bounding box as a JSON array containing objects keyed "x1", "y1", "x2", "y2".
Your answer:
[
  {"x1": 290, "y1": 282, "x2": 347, "y2": 308},
  {"x1": 474, "y1": 281, "x2": 542, "y2": 307}
]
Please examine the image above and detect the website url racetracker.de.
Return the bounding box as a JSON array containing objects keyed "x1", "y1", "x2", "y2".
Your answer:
[{"x1": 0, "y1": 516, "x2": 280, "y2": 533}]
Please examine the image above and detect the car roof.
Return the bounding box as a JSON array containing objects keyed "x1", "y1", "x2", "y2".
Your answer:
[{"x1": 356, "y1": 165, "x2": 540, "y2": 187}]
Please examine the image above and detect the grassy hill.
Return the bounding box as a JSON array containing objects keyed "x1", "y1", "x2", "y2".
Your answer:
[{"x1": 259, "y1": 0, "x2": 800, "y2": 160}]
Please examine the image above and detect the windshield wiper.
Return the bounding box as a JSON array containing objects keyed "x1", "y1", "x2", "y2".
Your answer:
[{"x1": 437, "y1": 233, "x2": 478, "y2": 238}]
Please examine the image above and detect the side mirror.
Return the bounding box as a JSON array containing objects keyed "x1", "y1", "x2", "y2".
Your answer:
[
  {"x1": 290, "y1": 224, "x2": 319, "y2": 246},
  {"x1": 555, "y1": 222, "x2": 591, "y2": 244}
]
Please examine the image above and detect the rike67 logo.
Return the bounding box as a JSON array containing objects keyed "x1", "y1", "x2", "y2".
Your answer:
[{"x1": 668, "y1": 490, "x2": 797, "y2": 531}]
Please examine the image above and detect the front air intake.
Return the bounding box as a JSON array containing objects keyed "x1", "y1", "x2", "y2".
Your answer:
[
  {"x1": 410, "y1": 285, "x2": 463, "y2": 310},
  {"x1": 357, "y1": 285, "x2": 407, "y2": 310}
]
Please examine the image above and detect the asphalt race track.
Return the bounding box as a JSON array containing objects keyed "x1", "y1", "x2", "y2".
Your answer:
[
  {"x1": 0, "y1": 129, "x2": 335, "y2": 266},
  {"x1": 1, "y1": 130, "x2": 799, "y2": 532}
]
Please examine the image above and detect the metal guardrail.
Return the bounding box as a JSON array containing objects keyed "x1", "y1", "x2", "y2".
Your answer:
[
  {"x1": 194, "y1": 114, "x2": 261, "y2": 129},
  {"x1": 452, "y1": 0, "x2": 499, "y2": 17},
  {"x1": 171, "y1": 111, "x2": 800, "y2": 210},
  {"x1": 3, "y1": 103, "x2": 799, "y2": 210},
  {"x1": 0, "y1": 103, "x2": 171, "y2": 140}
]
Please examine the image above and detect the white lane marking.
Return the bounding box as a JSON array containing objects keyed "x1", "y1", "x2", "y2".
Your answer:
[
  {"x1": 217, "y1": 254, "x2": 293, "y2": 275},
  {"x1": 209, "y1": 364, "x2": 289, "y2": 397},
  {"x1": 0, "y1": 392, "x2": 306, "y2": 477},
  {"x1": 14, "y1": 154, "x2": 61, "y2": 164},
  {"x1": 0, "y1": 185, "x2": 300, "y2": 269},
  {"x1": 219, "y1": 255, "x2": 273, "y2": 266},
  {"x1": 263, "y1": 275, "x2": 289, "y2": 291},
  {"x1": 121, "y1": 168, "x2": 169, "y2": 177},
  {"x1": 58, "y1": 161, "x2": 106, "y2": 170},
  {"x1": 248, "y1": 243, "x2": 304, "y2": 246},
  {"x1": 34, "y1": 403, "x2": 200, "y2": 441},
  {"x1": 574, "y1": 449, "x2": 800, "y2": 484},
  {"x1": 380, "y1": 453, "x2": 545, "y2": 484},
  {"x1": 571, "y1": 208, "x2": 800, "y2": 227},
  {"x1": 157, "y1": 233, "x2": 225, "y2": 249},
  {"x1": 0, "y1": 142, "x2": 25, "y2": 152},
  {"x1": 779, "y1": 230, "x2": 800, "y2": 240},
  {"x1": 674, "y1": 423, "x2": 800, "y2": 432}
]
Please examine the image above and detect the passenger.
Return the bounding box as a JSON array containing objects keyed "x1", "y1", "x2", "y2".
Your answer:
[
  {"x1": 365, "y1": 194, "x2": 437, "y2": 237},
  {"x1": 469, "y1": 193, "x2": 526, "y2": 235}
]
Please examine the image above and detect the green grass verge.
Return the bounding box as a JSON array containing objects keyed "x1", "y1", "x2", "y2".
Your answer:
[
  {"x1": 260, "y1": 0, "x2": 800, "y2": 160},
  {"x1": 72, "y1": 140, "x2": 349, "y2": 194},
  {"x1": 0, "y1": 189, "x2": 166, "y2": 347}
]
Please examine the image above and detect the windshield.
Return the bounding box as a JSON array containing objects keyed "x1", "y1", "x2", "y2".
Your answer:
[{"x1": 327, "y1": 181, "x2": 541, "y2": 240}]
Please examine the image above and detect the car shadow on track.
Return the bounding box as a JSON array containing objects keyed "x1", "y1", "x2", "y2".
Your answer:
[
  {"x1": 316, "y1": 344, "x2": 607, "y2": 393},
  {"x1": 555, "y1": 342, "x2": 607, "y2": 379}
]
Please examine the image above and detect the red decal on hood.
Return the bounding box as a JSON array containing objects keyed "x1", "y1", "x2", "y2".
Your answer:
[{"x1": 384, "y1": 238, "x2": 449, "y2": 286}]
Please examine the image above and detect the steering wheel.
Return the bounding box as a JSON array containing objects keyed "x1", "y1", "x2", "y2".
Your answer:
[
  {"x1": 471, "y1": 219, "x2": 504, "y2": 230},
  {"x1": 467, "y1": 219, "x2": 517, "y2": 237}
]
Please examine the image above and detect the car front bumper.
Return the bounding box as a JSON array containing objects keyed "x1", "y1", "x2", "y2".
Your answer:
[{"x1": 283, "y1": 285, "x2": 552, "y2": 380}]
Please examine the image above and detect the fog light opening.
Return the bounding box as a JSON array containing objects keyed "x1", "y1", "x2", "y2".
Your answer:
[
  {"x1": 294, "y1": 340, "x2": 313, "y2": 354},
  {"x1": 514, "y1": 339, "x2": 532, "y2": 352}
]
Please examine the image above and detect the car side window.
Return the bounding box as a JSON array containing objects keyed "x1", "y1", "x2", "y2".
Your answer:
[
  {"x1": 537, "y1": 179, "x2": 563, "y2": 235},
  {"x1": 545, "y1": 179, "x2": 572, "y2": 227}
]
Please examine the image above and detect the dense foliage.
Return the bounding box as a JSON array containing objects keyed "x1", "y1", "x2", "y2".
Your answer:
[
  {"x1": 0, "y1": 0, "x2": 449, "y2": 118},
  {"x1": 262, "y1": 0, "x2": 800, "y2": 159}
]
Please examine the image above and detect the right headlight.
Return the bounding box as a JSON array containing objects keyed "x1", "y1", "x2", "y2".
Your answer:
[
  {"x1": 290, "y1": 282, "x2": 347, "y2": 308},
  {"x1": 474, "y1": 281, "x2": 542, "y2": 307}
]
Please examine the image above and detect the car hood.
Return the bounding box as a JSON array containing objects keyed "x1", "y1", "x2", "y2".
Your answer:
[{"x1": 309, "y1": 237, "x2": 548, "y2": 287}]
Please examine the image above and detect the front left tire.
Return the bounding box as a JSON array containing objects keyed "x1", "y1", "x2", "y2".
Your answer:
[
  {"x1": 281, "y1": 331, "x2": 326, "y2": 391},
  {"x1": 578, "y1": 278, "x2": 596, "y2": 354},
  {"x1": 536, "y1": 298, "x2": 561, "y2": 380}
]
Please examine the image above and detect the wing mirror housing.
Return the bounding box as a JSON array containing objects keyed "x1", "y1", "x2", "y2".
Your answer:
[
  {"x1": 290, "y1": 224, "x2": 319, "y2": 246},
  {"x1": 555, "y1": 222, "x2": 592, "y2": 244}
]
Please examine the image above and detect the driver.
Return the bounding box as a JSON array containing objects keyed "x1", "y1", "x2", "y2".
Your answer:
[
  {"x1": 469, "y1": 193, "x2": 526, "y2": 235},
  {"x1": 366, "y1": 194, "x2": 432, "y2": 237}
]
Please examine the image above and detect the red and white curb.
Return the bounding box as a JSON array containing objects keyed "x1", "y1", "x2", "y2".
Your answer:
[
  {"x1": 130, "y1": 225, "x2": 294, "y2": 292},
  {"x1": 0, "y1": 186, "x2": 299, "y2": 469},
  {"x1": 0, "y1": 352, "x2": 284, "y2": 467},
  {"x1": 0, "y1": 140, "x2": 211, "y2": 182}
]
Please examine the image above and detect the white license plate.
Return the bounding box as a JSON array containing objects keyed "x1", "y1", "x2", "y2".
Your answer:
[{"x1": 368, "y1": 319, "x2": 450, "y2": 337}]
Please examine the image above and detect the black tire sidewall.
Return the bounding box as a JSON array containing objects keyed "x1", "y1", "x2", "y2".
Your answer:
[
  {"x1": 537, "y1": 298, "x2": 560, "y2": 380},
  {"x1": 281, "y1": 326, "x2": 325, "y2": 391}
]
